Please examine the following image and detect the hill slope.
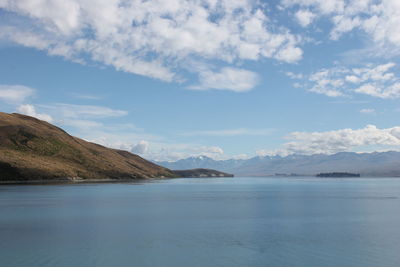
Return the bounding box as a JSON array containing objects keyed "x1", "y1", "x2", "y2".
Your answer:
[{"x1": 0, "y1": 112, "x2": 176, "y2": 181}]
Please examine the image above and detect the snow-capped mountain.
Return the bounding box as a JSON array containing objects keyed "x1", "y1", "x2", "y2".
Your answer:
[{"x1": 156, "y1": 151, "x2": 400, "y2": 177}]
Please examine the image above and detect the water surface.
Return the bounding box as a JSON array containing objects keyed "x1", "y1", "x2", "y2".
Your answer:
[{"x1": 1, "y1": 177, "x2": 400, "y2": 266}]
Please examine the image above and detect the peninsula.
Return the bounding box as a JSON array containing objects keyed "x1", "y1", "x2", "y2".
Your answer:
[{"x1": 316, "y1": 172, "x2": 361, "y2": 177}]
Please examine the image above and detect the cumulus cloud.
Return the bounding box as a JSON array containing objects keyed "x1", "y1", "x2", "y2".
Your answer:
[
  {"x1": 354, "y1": 82, "x2": 400, "y2": 99},
  {"x1": 257, "y1": 125, "x2": 400, "y2": 156},
  {"x1": 283, "y1": 0, "x2": 400, "y2": 49},
  {"x1": 291, "y1": 62, "x2": 400, "y2": 98},
  {"x1": 282, "y1": 0, "x2": 345, "y2": 15},
  {"x1": 275, "y1": 44, "x2": 303, "y2": 63},
  {"x1": 131, "y1": 140, "x2": 149, "y2": 155},
  {"x1": 16, "y1": 104, "x2": 53, "y2": 122},
  {"x1": 0, "y1": 0, "x2": 303, "y2": 91},
  {"x1": 295, "y1": 9, "x2": 316, "y2": 27},
  {"x1": 189, "y1": 67, "x2": 260, "y2": 92},
  {"x1": 307, "y1": 69, "x2": 346, "y2": 97},
  {"x1": 0, "y1": 85, "x2": 35, "y2": 103},
  {"x1": 285, "y1": 71, "x2": 303, "y2": 79}
]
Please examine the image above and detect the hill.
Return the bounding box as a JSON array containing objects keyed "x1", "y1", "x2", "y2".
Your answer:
[{"x1": 0, "y1": 112, "x2": 176, "y2": 182}]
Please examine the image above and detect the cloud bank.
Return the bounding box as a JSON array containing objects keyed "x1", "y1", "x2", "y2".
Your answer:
[
  {"x1": 0, "y1": 0, "x2": 303, "y2": 91},
  {"x1": 258, "y1": 125, "x2": 400, "y2": 156},
  {"x1": 288, "y1": 62, "x2": 400, "y2": 98},
  {"x1": 284, "y1": 0, "x2": 400, "y2": 49}
]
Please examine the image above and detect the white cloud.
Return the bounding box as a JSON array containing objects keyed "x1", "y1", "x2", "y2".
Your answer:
[
  {"x1": 330, "y1": 14, "x2": 362, "y2": 40},
  {"x1": 285, "y1": 71, "x2": 303, "y2": 79},
  {"x1": 147, "y1": 143, "x2": 225, "y2": 161},
  {"x1": 91, "y1": 135, "x2": 225, "y2": 161},
  {"x1": 16, "y1": 104, "x2": 53, "y2": 122},
  {"x1": 275, "y1": 45, "x2": 303, "y2": 63},
  {"x1": 257, "y1": 125, "x2": 400, "y2": 156},
  {"x1": 41, "y1": 103, "x2": 128, "y2": 119},
  {"x1": 149, "y1": 144, "x2": 224, "y2": 161},
  {"x1": 292, "y1": 62, "x2": 400, "y2": 98},
  {"x1": 355, "y1": 82, "x2": 400, "y2": 99},
  {"x1": 295, "y1": 9, "x2": 316, "y2": 27},
  {"x1": 189, "y1": 67, "x2": 259, "y2": 92},
  {"x1": 283, "y1": 0, "x2": 400, "y2": 50},
  {"x1": 0, "y1": 83, "x2": 225, "y2": 161},
  {"x1": 360, "y1": 108, "x2": 375, "y2": 114},
  {"x1": 0, "y1": 0, "x2": 303, "y2": 91},
  {"x1": 71, "y1": 93, "x2": 102, "y2": 100},
  {"x1": 59, "y1": 119, "x2": 226, "y2": 161},
  {"x1": 182, "y1": 128, "x2": 273, "y2": 136},
  {"x1": 307, "y1": 69, "x2": 346, "y2": 97},
  {"x1": 0, "y1": 85, "x2": 35, "y2": 103},
  {"x1": 282, "y1": 0, "x2": 345, "y2": 15},
  {"x1": 231, "y1": 153, "x2": 251, "y2": 160},
  {"x1": 131, "y1": 140, "x2": 149, "y2": 155},
  {"x1": 345, "y1": 75, "x2": 360, "y2": 83},
  {"x1": 192, "y1": 145, "x2": 224, "y2": 155},
  {"x1": 352, "y1": 62, "x2": 396, "y2": 82}
]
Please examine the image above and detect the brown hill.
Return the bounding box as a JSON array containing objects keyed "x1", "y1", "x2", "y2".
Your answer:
[{"x1": 0, "y1": 112, "x2": 176, "y2": 182}]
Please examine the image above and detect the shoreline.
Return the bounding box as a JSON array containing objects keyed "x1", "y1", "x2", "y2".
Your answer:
[
  {"x1": 2, "y1": 175, "x2": 400, "y2": 186},
  {"x1": 0, "y1": 175, "x2": 235, "y2": 185},
  {"x1": 0, "y1": 177, "x2": 168, "y2": 186}
]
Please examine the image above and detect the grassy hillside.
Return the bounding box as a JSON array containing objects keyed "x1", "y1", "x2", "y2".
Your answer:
[{"x1": 0, "y1": 112, "x2": 176, "y2": 181}]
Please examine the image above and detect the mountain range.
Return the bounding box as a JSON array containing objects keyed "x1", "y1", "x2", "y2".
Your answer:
[
  {"x1": 156, "y1": 152, "x2": 400, "y2": 177},
  {"x1": 1, "y1": 111, "x2": 398, "y2": 181}
]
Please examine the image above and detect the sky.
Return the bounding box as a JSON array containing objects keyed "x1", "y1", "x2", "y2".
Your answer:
[{"x1": 1, "y1": 0, "x2": 400, "y2": 161}]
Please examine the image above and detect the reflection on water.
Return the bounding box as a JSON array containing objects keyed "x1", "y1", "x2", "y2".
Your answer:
[{"x1": 1, "y1": 177, "x2": 400, "y2": 267}]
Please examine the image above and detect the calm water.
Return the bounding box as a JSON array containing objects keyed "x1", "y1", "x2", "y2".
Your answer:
[{"x1": 1, "y1": 177, "x2": 400, "y2": 267}]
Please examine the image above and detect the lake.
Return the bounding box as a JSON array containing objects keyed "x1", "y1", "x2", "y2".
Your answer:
[{"x1": 1, "y1": 177, "x2": 400, "y2": 267}]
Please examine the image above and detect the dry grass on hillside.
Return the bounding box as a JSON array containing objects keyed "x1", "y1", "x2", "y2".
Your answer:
[{"x1": 0, "y1": 112, "x2": 175, "y2": 181}]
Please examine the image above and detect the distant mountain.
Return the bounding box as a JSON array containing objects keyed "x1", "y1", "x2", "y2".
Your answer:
[
  {"x1": 157, "y1": 155, "x2": 246, "y2": 172},
  {"x1": 156, "y1": 152, "x2": 400, "y2": 177},
  {"x1": 2, "y1": 112, "x2": 398, "y2": 181}
]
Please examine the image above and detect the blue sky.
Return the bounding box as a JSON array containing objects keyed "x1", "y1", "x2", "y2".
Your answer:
[{"x1": 1, "y1": 0, "x2": 400, "y2": 161}]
